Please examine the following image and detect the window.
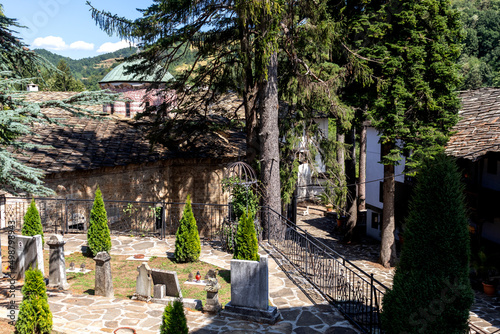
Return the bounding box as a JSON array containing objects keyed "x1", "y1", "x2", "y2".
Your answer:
[
  {"x1": 110, "y1": 103, "x2": 114, "y2": 115},
  {"x1": 125, "y1": 102, "x2": 131, "y2": 118},
  {"x1": 371, "y1": 213, "x2": 380, "y2": 230},
  {"x1": 487, "y1": 156, "x2": 497, "y2": 175}
]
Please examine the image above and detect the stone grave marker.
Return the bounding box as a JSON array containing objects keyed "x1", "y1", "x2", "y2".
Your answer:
[
  {"x1": 151, "y1": 269, "x2": 182, "y2": 298},
  {"x1": 94, "y1": 252, "x2": 114, "y2": 297},
  {"x1": 222, "y1": 255, "x2": 280, "y2": 324},
  {"x1": 13, "y1": 235, "x2": 44, "y2": 280},
  {"x1": 132, "y1": 262, "x2": 152, "y2": 301},
  {"x1": 204, "y1": 276, "x2": 221, "y2": 313},
  {"x1": 47, "y1": 235, "x2": 69, "y2": 290}
]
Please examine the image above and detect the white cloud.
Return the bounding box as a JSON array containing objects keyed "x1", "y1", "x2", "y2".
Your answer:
[
  {"x1": 97, "y1": 40, "x2": 136, "y2": 53},
  {"x1": 32, "y1": 36, "x2": 67, "y2": 50},
  {"x1": 69, "y1": 41, "x2": 94, "y2": 51}
]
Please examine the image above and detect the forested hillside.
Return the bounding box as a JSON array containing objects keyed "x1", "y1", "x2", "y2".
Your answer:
[
  {"x1": 35, "y1": 47, "x2": 138, "y2": 90},
  {"x1": 453, "y1": 0, "x2": 500, "y2": 89},
  {"x1": 34, "y1": 46, "x2": 197, "y2": 91}
]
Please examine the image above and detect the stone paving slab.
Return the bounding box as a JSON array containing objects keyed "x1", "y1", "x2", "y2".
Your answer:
[{"x1": 0, "y1": 233, "x2": 359, "y2": 334}]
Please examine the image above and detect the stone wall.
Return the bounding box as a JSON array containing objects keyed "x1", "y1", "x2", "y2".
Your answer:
[{"x1": 43, "y1": 158, "x2": 231, "y2": 205}]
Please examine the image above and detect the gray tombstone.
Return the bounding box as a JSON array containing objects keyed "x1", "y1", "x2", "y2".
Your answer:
[
  {"x1": 133, "y1": 262, "x2": 152, "y2": 301},
  {"x1": 13, "y1": 235, "x2": 44, "y2": 280},
  {"x1": 94, "y1": 252, "x2": 114, "y2": 298},
  {"x1": 151, "y1": 269, "x2": 182, "y2": 298},
  {"x1": 230, "y1": 256, "x2": 268, "y2": 310},
  {"x1": 222, "y1": 255, "x2": 279, "y2": 324},
  {"x1": 47, "y1": 235, "x2": 69, "y2": 290}
]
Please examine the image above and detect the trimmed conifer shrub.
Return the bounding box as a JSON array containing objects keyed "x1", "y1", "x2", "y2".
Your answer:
[
  {"x1": 87, "y1": 187, "x2": 111, "y2": 257},
  {"x1": 15, "y1": 269, "x2": 52, "y2": 334},
  {"x1": 233, "y1": 210, "x2": 260, "y2": 261},
  {"x1": 21, "y1": 199, "x2": 44, "y2": 246},
  {"x1": 381, "y1": 154, "x2": 474, "y2": 334},
  {"x1": 160, "y1": 299, "x2": 188, "y2": 334},
  {"x1": 174, "y1": 195, "x2": 201, "y2": 263}
]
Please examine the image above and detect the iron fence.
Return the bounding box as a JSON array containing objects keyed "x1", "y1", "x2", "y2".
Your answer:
[
  {"x1": 263, "y1": 206, "x2": 386, "y2": 333},
  {"x1": 0, "y1": 196, "x2": 228, "y2": 240}
]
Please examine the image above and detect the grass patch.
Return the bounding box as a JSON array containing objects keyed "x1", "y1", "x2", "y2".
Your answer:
[{"x1": 1, "y1": 247, "x2": 230, "y2": 306}]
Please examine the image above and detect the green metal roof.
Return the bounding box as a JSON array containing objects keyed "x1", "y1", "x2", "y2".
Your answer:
[{"x1": 99, "y1": 60, "x2": 173, "y2": 84}]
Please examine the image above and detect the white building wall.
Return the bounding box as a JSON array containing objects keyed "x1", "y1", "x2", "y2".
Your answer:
[{"x1": 365, "y1": 127, "x2": 405, "y2": 240}]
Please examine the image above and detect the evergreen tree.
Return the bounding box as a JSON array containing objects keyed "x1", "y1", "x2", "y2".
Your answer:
[
  {"x1": 160, "y1": 299, "x2": 188, "y2": 334},
  {"x1": 381, "y1": 154, "x2": 474, "y2": 333},
  {"x1": 174, "y1": 196, "x2": 201, "y2": 263},
  {"x1": 363, "y1": 0, "x2": 463, "y2": 267},
  {"x1": 0, "y1": 9, "x2": 118, "y2": 195},
  {"x1": 88, "y1": 0, "x2": 283, "y2": 226},
  {"x1": 233, "y1": 210, "x2": 260, "y2": 262},
  {"x1": 21, "y1": 198, "x2": 44, "y2": 246},
  {"x1": 50, "y1": 60, "x2": 85, "y2": 92},
  {"x1": 87, "y1": 187, "x2": 111, "y2": 257},
  {"x1": 15, "y1": 269, "x2": 52, "y2": 334}
]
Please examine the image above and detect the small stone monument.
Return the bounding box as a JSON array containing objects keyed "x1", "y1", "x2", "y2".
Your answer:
[
  {"x1": 13, "y1": 235, "x2": 44, "y2": 280},
  {"x1": 151, "y1": 269, "x2": 202, "y2": 310},
  {"x1": 47, "y1": 235, "x2": 70, "y2": 290},
  {"x1": 222, "y1": 255, "x2": 280, "y2": 324},
  {"x1": 94, "y1": 252, "x2": 114, "y2": 297},
  {"x1": 151, "y1": 269, "x2": 183, "y2": 299},
  {"x1": 132, "y1": 262, "x2": 152, "y2": 301},
  {"x1": 204, "y1": 276, "x2": 221, "y2": 313}
]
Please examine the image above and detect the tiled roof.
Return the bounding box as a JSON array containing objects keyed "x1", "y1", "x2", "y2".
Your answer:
[
  {"x1": 15, "y1": 92, "x2": 244, "y2": 175},
  {"x1": 445, "y1": 88, "x2": 500, "y2": 161},
  {"x1": 100, "y1": 60, "x2": 173, "y2": 84}
]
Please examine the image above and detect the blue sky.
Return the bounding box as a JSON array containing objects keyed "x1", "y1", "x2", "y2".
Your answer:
[{"x1": 3, "y1": 0, "x2": 153, "y2": 59}]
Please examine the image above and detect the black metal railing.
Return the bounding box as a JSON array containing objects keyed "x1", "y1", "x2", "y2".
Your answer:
[
  {"x1": 0, "y1": 197, "x2": 228, "y2": 240},
  {"x1": 263, "y1": 206, "x2": 386, "y2": 333}
]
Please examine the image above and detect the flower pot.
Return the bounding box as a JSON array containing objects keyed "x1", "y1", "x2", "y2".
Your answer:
[
  {"x1": 326, "y1": 205, "x2": 333, "y2": 212},
  {"x1": 482, "y1": 282, "x2": 496, "y2": 296}
]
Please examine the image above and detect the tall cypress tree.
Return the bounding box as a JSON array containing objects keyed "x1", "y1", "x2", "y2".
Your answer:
[
  {"x1": 381, "y1": 154, "x2": 474, "y2": 333},
  {"x1": 87, "y1": 187, "x2": 112, "y2": 257},
  {"x1": 160, "y1": 299, "x2": 188, "y2": 334},
  {"x1": 364, "y1": 0, "x2": 463, "y2": 267}
]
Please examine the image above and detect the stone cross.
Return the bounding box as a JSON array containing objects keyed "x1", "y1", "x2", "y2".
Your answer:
[
  {"x1": 133, "y1": 262, "x2": 152, "y2": 301},
  {"x1": 47, "y1": 235, "x2": 69, "y2": 290},
  {"x1": 94, "y1": 252, "x2": 114, "y2": 298},
  {"x1": 13, "y1": 235, "x2": 44, "y2": 280}
]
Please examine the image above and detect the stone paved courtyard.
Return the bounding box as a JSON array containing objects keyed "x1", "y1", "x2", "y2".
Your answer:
[{"x1": 0, "y1": 233, "x2": 358, "y2": 334}]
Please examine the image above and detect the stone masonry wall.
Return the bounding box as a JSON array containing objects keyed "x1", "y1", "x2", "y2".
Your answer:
[{"x1": 43, "y1": 158, "x2": 231, "y2": 205}]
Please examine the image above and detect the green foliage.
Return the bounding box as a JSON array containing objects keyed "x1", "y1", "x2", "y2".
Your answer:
[
  {"x1": 233, "y1": 210, "x2": 260, "y2": 262},
  {"x1": 160, "y1": 299, "x2": 188, "y2": 334},
  {"x1": 0, "y1": 11, "x2": 119, "y2": 195},
  {"x1": 452, "y1": 0, "x2": 500, "y2": 88},
  {"x1": 15, "y1": 269, "x2": 52, "y2": 334},
  {"x1": 87, "y1": 187, "x2": 111, "y2": 257},
  {"x1": 381, "y1": 154, "x2": 474, "y2": 333},
  {"x1": 366, "y1": 0, "x2": 463, "y2": 172},
  {"x1": 222, "y1": 177, "x2": 260, "y2": 220},
  {"x1": 21, "y1": 199, "x2": 44, "y2": 246},
  {"x1": 47, "y1": 60, "x2": 85, "y2": 92},
  {"x1": 174, "y1": 196, "x2": 201, "y2": 263}
]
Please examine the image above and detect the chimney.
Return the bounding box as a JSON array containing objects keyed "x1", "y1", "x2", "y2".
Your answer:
[{"x1": 26, "y1": 82, "x2": 39, "y2": 92}]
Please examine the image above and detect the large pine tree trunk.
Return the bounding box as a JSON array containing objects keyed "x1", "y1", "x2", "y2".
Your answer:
[
  {"x1": 358, "y1": 122, "x2": 367, "y2": 211},
  {"x1": 344, "y1": 127, "x2": 357, "y2": 241},
  {"x1": 380, "y1": 142, "x2": 397, "y2": 268},
  {"x1": 260, "y1": 52, "x2": 281, "y2": 239}
]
